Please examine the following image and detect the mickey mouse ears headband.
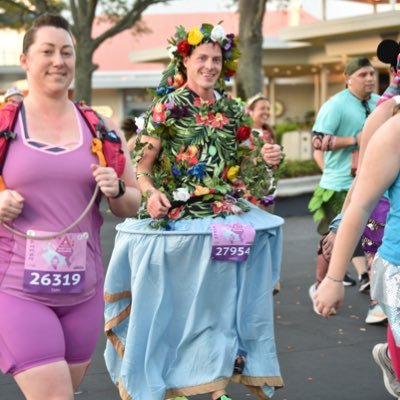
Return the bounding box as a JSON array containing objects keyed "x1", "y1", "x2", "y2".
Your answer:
[{"x1": 377, "y1": 39, "x2": 400, "y2": 72}]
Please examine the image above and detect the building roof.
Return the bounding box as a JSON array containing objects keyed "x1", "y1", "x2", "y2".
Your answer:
[{"x1": 92, "y1": 10, "x2": 316, "y2": 71}]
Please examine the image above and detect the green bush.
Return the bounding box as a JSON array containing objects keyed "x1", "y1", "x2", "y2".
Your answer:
[{"x1": 279, "y1": 159, "x2": 321, "y2": 179}]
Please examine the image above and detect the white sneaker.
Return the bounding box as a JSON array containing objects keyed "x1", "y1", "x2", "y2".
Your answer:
[
  {"x1": 308, "y1": 283, "x2": 336, "y2": 316},
  {"x1": 372, "y1": 343, "x2": 400, "y2": 398},
  {"x1": 365, "y1": 303, "x2": 387, "y2": 324}
]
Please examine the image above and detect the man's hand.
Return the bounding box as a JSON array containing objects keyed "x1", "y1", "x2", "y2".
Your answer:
[
  {"x1": 147, "y1": 189, "x2": 171, "y2": 219},
  {"x1": 261, "y1": 143, "x2": 282, "y2": 166},
  {"x1": 321, "y1": 231, "x2": 336, "y2": 260}
]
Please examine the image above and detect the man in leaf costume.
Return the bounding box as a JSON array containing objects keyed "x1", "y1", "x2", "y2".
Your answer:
[
  {"x1": 104, "y1": 22, "x2": 284, "y2": 400},
  {"x1": 308, "y1": 58, "x2": 379, "y2": 310}
]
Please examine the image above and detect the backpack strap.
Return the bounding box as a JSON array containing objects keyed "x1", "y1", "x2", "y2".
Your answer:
[
  {"x1": 74, "y1": 102, "x2": 107, "y2": 167},
  {"x1": 75, "y1": 102, "x2": 126, "y2": 177},
  {"x1": 0, "y1": 101, "x2": 21, "y2": 190}
]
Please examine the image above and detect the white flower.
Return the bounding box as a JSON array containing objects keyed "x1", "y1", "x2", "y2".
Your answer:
[
  {"x1": 210, "y1": 25, "x2": 226, "y2": 44},
  {"x1": 136, "y1": 116, "x2": 145, "y2": 132},
  {"x1": 168, "y1": 45, "x2": 177, "y2": 59},
  {"x1": 172, "y1": 187, "x2": 190, "y2": 202},
  {"x1": 231, "y1": 205, "x2": 243, "y2": 215}
]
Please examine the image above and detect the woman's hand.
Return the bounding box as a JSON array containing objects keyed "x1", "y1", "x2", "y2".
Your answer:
[
  {"x1": 146, "y1": 189, "x2": 171, "y2": 219},
  {"x1": 0, "y1": 190, "x2": 24, "y2": 222},
  {"x1": 261, "y1": 143, "x2": 282, "y2": 166},
  {"x1": 91, "y1": 164, "x2": 120, "y2": 198},
  {"x1": 314, "y1": 277, "x2": 344, "y2": 318}
]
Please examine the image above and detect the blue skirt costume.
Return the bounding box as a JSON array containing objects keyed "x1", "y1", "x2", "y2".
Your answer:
[
  {"x1": 104, "y1": 87, "x2": 284, "y2": 399},
  {"x1": 104, "y1": 204, "x2": 283, "y2": 399}
]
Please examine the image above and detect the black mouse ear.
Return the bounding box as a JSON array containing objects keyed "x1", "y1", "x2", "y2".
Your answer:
[{"x1": 377, "y1": 39, "x2": 400, "y2": 69}]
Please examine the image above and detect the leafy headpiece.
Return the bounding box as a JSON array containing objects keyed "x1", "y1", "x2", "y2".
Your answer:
[{"x1": 155, "y1": 22, "x2": 240, "y2": 95}]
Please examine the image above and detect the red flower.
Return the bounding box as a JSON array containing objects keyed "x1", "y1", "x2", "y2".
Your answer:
[
  {"x1": 168, "y1": 206, "x2": 183, "y2": 220},
  {"x1": 177, "y1": 40, "x2": 190, "y2": 57},
  {"x1": 152, "y1": 102, "x2": 167, "y2": 123},
  {"x1": 247, "y1": 195, "x2": 258, "y2": 205},
  {"x1": 224, "y1": 68, "x2": 236, "y2": 78},
  {"x1": 236, "y1": 126, "x2": 251, "y2": 141},
  {"x1": 212, "y1": 201, "x2": 224, "y2": 214},
  {"x1": 221, "y1": 167, "x2": 228, "y2": 180}
]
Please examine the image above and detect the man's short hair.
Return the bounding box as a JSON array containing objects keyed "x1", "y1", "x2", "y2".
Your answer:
[{"x1": 344, "y1": 57, "x2": 373, "y2": 76}]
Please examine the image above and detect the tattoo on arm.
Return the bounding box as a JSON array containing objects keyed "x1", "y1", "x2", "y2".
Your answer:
[{"x1": 312, "y1": 132, "x2": 336, "y2": 151}]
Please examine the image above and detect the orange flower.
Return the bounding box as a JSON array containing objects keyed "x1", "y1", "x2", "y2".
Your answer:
[{"x1": 194, "y1": 185, "x2": 210, "y2": 196}]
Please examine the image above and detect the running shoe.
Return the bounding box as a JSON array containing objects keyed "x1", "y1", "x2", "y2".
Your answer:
[
  {"x1": 216, "y1": 396, "x2": 232, "y2": 400},
  {"x1": 343, "y1": 273, "x2": 356, "y2": 286},
  {"x1": 358, "y1": 272, "x2": 370, "y2": 292},
  {"x1": 372, "y1": 343, "x2": 400, "y2": 398},
  {"x1": 365, "y1": 303, "x2": 387, "y2": 324}
]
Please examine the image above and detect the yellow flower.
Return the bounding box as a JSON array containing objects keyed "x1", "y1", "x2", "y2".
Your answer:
[
  {"x1": 194, "y1": 185, "x2": 210, "y2": 196},
  {"x1": 227, "y1": 165, "x2": 240, "y2": 182},
  {"x1": 187, "y1": 27, "x2": 204, "y2": 46}
]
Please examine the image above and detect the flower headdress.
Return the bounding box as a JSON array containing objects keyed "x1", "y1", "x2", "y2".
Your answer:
[{"x1": 155, "y1": 22, "x2": 240, "y2": 96}]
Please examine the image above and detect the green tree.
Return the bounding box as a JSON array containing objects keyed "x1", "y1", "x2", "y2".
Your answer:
[{"x1": 0, "y1": 0, "x2": 169, "y2": 104}]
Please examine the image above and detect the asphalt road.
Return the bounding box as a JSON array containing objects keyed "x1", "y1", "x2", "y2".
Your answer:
[{"x1": 0, "y1": 199, "x2": 393, "y2": 400}]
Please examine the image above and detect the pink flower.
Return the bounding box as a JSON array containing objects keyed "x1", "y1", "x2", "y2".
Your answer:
[
  {"x1": 195, "y1": 113, "x2": 209, "y2": 125},
  {"x1": 210, "y1": 112, "x2": 229, "y2": 128},
  {"x1": 152, "y1": 102, "x2": 167, "y2": 123}
]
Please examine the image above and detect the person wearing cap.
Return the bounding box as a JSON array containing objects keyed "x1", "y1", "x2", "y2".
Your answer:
[
  {"x1": 308, "y1": 57, "x2": 379, "y2": 314},
  {"x1": 104, "y1": 22, "x2": 284, "y2": 400}
]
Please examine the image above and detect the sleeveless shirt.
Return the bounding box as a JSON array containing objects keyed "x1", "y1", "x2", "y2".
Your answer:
[{"x1": 0, "y1": 104, "x2": 104, "y2": 306}]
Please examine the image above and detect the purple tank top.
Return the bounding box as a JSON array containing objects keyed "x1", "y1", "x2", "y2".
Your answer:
[{"x1": 0, "y1": 103, "x2": 104, "y2": 306}]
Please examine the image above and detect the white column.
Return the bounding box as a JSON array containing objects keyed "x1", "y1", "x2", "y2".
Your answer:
[
  {"x1": 320, "y1": 65, "x2": 329, "y2": 106},
  {"x1": 313, "y1": 74, "x2": 321, "y2": 113},
  {"x1": 322, "y1": 0, "x2": 327, "y2": 21},
  {"x1": 269, "y1": 77, "x2": 276, "y2": 126}
]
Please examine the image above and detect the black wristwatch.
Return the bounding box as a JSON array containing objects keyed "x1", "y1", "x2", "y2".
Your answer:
[{"x1": 111, "y1": 179, "x2": 126, "y2": 199}]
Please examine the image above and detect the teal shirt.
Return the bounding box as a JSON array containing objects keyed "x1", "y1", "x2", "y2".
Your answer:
[{"x1": 313, "y1": 89, "x2": 379, "y2": 191}]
